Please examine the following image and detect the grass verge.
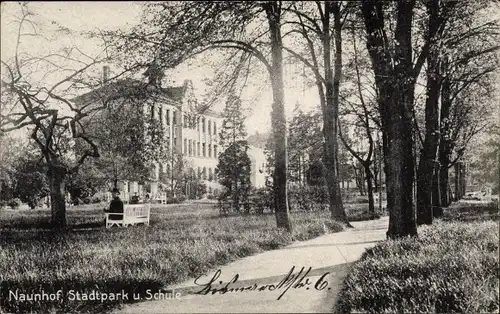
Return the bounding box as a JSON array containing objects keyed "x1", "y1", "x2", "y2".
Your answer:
[
  {"x1": 1, "y1": 203, "x2": 348, "y2": 314},
  {"x1": 336, "y1": 203, "x2": 499, "y2": 314}
]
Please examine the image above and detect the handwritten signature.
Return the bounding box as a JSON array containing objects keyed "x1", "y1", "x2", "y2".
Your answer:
[{"x1": 193, "y1": 266, "x2": 330, "y2": 300}]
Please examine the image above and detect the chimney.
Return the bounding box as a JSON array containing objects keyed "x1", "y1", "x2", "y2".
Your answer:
[{"x1": 102, "y1": 65, "x2": 110, "y2": 83}]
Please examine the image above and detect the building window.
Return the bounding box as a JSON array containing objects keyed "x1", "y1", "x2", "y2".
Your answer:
[
  {"x1": 202, "y1": 117, "x2": 206, "y2": 133},
  {"x1": 159, "y1": 108, "x2": 163, "y2": 127},
  {"x1": 202, "y1": 143, "x2": 206, "y2": 157},
  {"x1": 197, "y1": 167, "x2": 201, "y2": 179},
  {"x1": 197, "y1": 142, "x2": 200, "y2": 157},
  {"x1": 166, "y1": 109, "x2": 170, "y2": 125},
  {"x1": 208, "y1": 120, "x2": 211, "y2": 135},
  {"x1": 173, "y1": 111, "x2": 177, "y2": 125},
  {"x1": 188, "y1": 140, "x2": 192, "y2": 156},
  {"x1": 208, "y1": 145, "x2": 212, "y2": 158},
  {"x1": 214, "y1": 145, "x2": 218, "y2": 158},
  {"x1": 203, "y1": 167, "x2": 207, "y2": 180},
  {"x1": 213, "y1": 121, "x2": 216, "y2": 135},
  {"x1": 184, "y1": 139, "x2": 187, "y2": 155},
  {"x1": 208, "y1": 168, "x2": 213, "y2": 181}
]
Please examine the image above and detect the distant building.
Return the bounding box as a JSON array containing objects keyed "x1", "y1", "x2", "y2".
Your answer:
[{"x1": 73, "y1": 67, "x2": 266, "y2": 201}]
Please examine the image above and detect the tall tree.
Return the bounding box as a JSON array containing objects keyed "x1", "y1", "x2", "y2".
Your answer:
[
  {"x1": 416, "y1": 0, "x2": 452, "y2": 224},
  {"x1": 111, "y1": 1, "x2": 293, "y2": 231},
  {"x1": 429, "y1": 0, "x2": 500, "y2": 207},
  {"x1": 0, "y1": 4, "x2": 114, "y2": 228},
  {"x1": 217, "y1": 92, "x2": 252, "y2": 212},
  {"x1": 219, "y1": 92, "x2": 247, "y2": 148},
  {"x1": 282, "y1": 1, "x2": 353, "y2": 223},
  {"x1": 80, "y1": 83, "x2": 169, "y2": 190},
  {"x1": 339, "y1": 27, "x2": 378, "y2": 216},
  {"x1": 415, "y1": 0, "x2": 498, "y2": 223},
  {"x1": 360, "y1": 0, "x2": 419, "y2": 238}
]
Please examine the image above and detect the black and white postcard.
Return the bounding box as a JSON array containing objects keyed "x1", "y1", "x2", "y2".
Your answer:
[{"x1": 1, "y1": 1, "x2": 499, "y2": 313}]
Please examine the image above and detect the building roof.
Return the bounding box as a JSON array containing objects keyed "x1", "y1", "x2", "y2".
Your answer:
[
  {"x1": 162, "y1": 85, "x2": 187, "y2": 102},
  {"x1": 72, "y1": 78, "x2": 185, "y2": 109},
  {"x1": 71, "y1": 78, "x2": 224, "y2": 118}
]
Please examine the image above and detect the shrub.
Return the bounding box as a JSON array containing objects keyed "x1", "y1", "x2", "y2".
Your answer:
[
  {"x1": 83, "y1": 197, "x2": 91, "y2": 204},
  {"x1": 166, "y1": 195, "x2": 186, "y2": 204},
  {"x1": 7, "y1": 198, "x2": 21, "y2": 209},
  {"x1": 348, "y1": 210, "x2": 381, "y2": 222},
  {"x1": 336, "y1": 221, "x2": 499, "y2": 314},
  {"x1": 249, "y1": 187, "x2": 273, "y2": 214},
  {"x1": 166, "y1": 197, "x2": 177, "y2": 204},
  {"x1": 289, "y1": 185, "x2": 328, "y2": 211}
]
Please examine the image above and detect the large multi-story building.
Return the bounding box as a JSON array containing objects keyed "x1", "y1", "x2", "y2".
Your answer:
[
  {"x1": 146, "y1": 78, "x2": 224, "y2": 197},
  {"x1": 74, "y1": 67, "x2": 266, "y2": 201}
]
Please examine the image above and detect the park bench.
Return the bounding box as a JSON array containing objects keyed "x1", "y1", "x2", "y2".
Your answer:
[{"x1": 105, "y1": 203, "x2": 151, "y2": 228}]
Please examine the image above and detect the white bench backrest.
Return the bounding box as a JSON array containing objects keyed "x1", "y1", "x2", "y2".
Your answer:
[{"x1": 124, "y1": 204, "x2": 150, "y2": 216}]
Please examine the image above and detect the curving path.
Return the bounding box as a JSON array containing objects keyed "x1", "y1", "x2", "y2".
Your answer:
[{"x1": 115, "y1": 217, "x2": 389, "y2": 313}]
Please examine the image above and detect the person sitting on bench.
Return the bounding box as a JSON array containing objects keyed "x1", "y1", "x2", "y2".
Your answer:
[{"x1": 105, "y1": 188, "x2": 124, "y2": 220}]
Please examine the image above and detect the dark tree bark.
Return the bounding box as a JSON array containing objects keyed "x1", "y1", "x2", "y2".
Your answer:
[
  {"x1": 459, "y1": 162, "x2": 467, "y2": 198},
  {"x1": 48, "y1": 162, "x2": 68, "y2": 229},
  {"x1": 364, "y1": 164, "x2": 376, "y2": 216},
  {"x1": 417, "y1": 0, "x2": 450, "y2": 225},
  {"x1": 432, "y1": 163, "x2": 443, "y2": 217},
  {"x1": 454, "y1": 162, "x2": 461, "y2": 201},
  {"x1": 453, "y1": 162, "x2": 468, "y2": 201},
  {"x1": 284, "y1": 1, "x2": 351, "y2": 224},
  {"x1": 439, "y1": 160, "x2": 450, "y2": 207},
  {"x1": 320, "y1": 1, "x2": 349, "y2": 223},
  {"x1": 438, "y1": 73, "x2": 453, "y2": 207},
  {"x1": 361, "y1": 0, "x2": 418, "y2": 238},
  {"x1": 264, "y1": 1, "x2": 292, "y2": 231}
]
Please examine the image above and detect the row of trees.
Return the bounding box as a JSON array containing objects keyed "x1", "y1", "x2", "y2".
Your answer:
[{"x1": 1, "y1": 2, "x2": 498, "y2": 235}]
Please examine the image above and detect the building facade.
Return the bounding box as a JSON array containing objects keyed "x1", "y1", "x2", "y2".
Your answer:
[
  {"x1": 147, "y1": 79, "x2": 224, "y2": 197},
  {"x1": 76, "y1": 71, "x2": 266, "y2": 201}
]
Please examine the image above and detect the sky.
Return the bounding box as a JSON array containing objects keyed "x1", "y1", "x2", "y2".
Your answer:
[
  {"x1": 0, "y1": 2, "x2": 319, "y2": 138},
  {"x1": 3, "y1": 2, "x2": 498, "y2": 140}
]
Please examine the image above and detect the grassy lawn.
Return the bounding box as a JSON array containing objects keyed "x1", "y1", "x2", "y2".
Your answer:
[
  {"x1": 336, "y1": 201, "x2": 500, "y2": 314},
  {"x1": 0, "y1": 202, "x2": 375, "y2": 314}
]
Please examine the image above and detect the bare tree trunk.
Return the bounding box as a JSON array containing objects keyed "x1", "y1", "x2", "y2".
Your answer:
[
  {"x1": 361, "y1": 0, "x2": 418, "y2": 239},
  {"x1": 320, "y1": 1, "x2": 349, "y2": 223},
  {"x1": 432, "y1": 164, "x2": 443, "y2": 217},
  {"x1": 265, "y1": 1, "x2": 292, "y2": 232},
  {"x1": 454, "y1": 162, "x2": 461, "y2": 201},
  {"x1": 439, "y1": 72, "x2": 452, "y2": 207},
  {"x1": 353, "y1": 166, "x2": 363, "y2": 195},
  {"x1": 417, "y1": 0, "x2": 442, "y2": 226},
  {"x1": 48, "y1": 163, "x2": 67, "y2": 228},
  {"x1": 439, "y1": 161, "x2": 450, "y2": 207},
  {"x1": 460, "y1": 162, "x2": 466, "y2": 198},
  {"x1": 364, "y1": 164, "x2": 375, "y2": 216}
]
